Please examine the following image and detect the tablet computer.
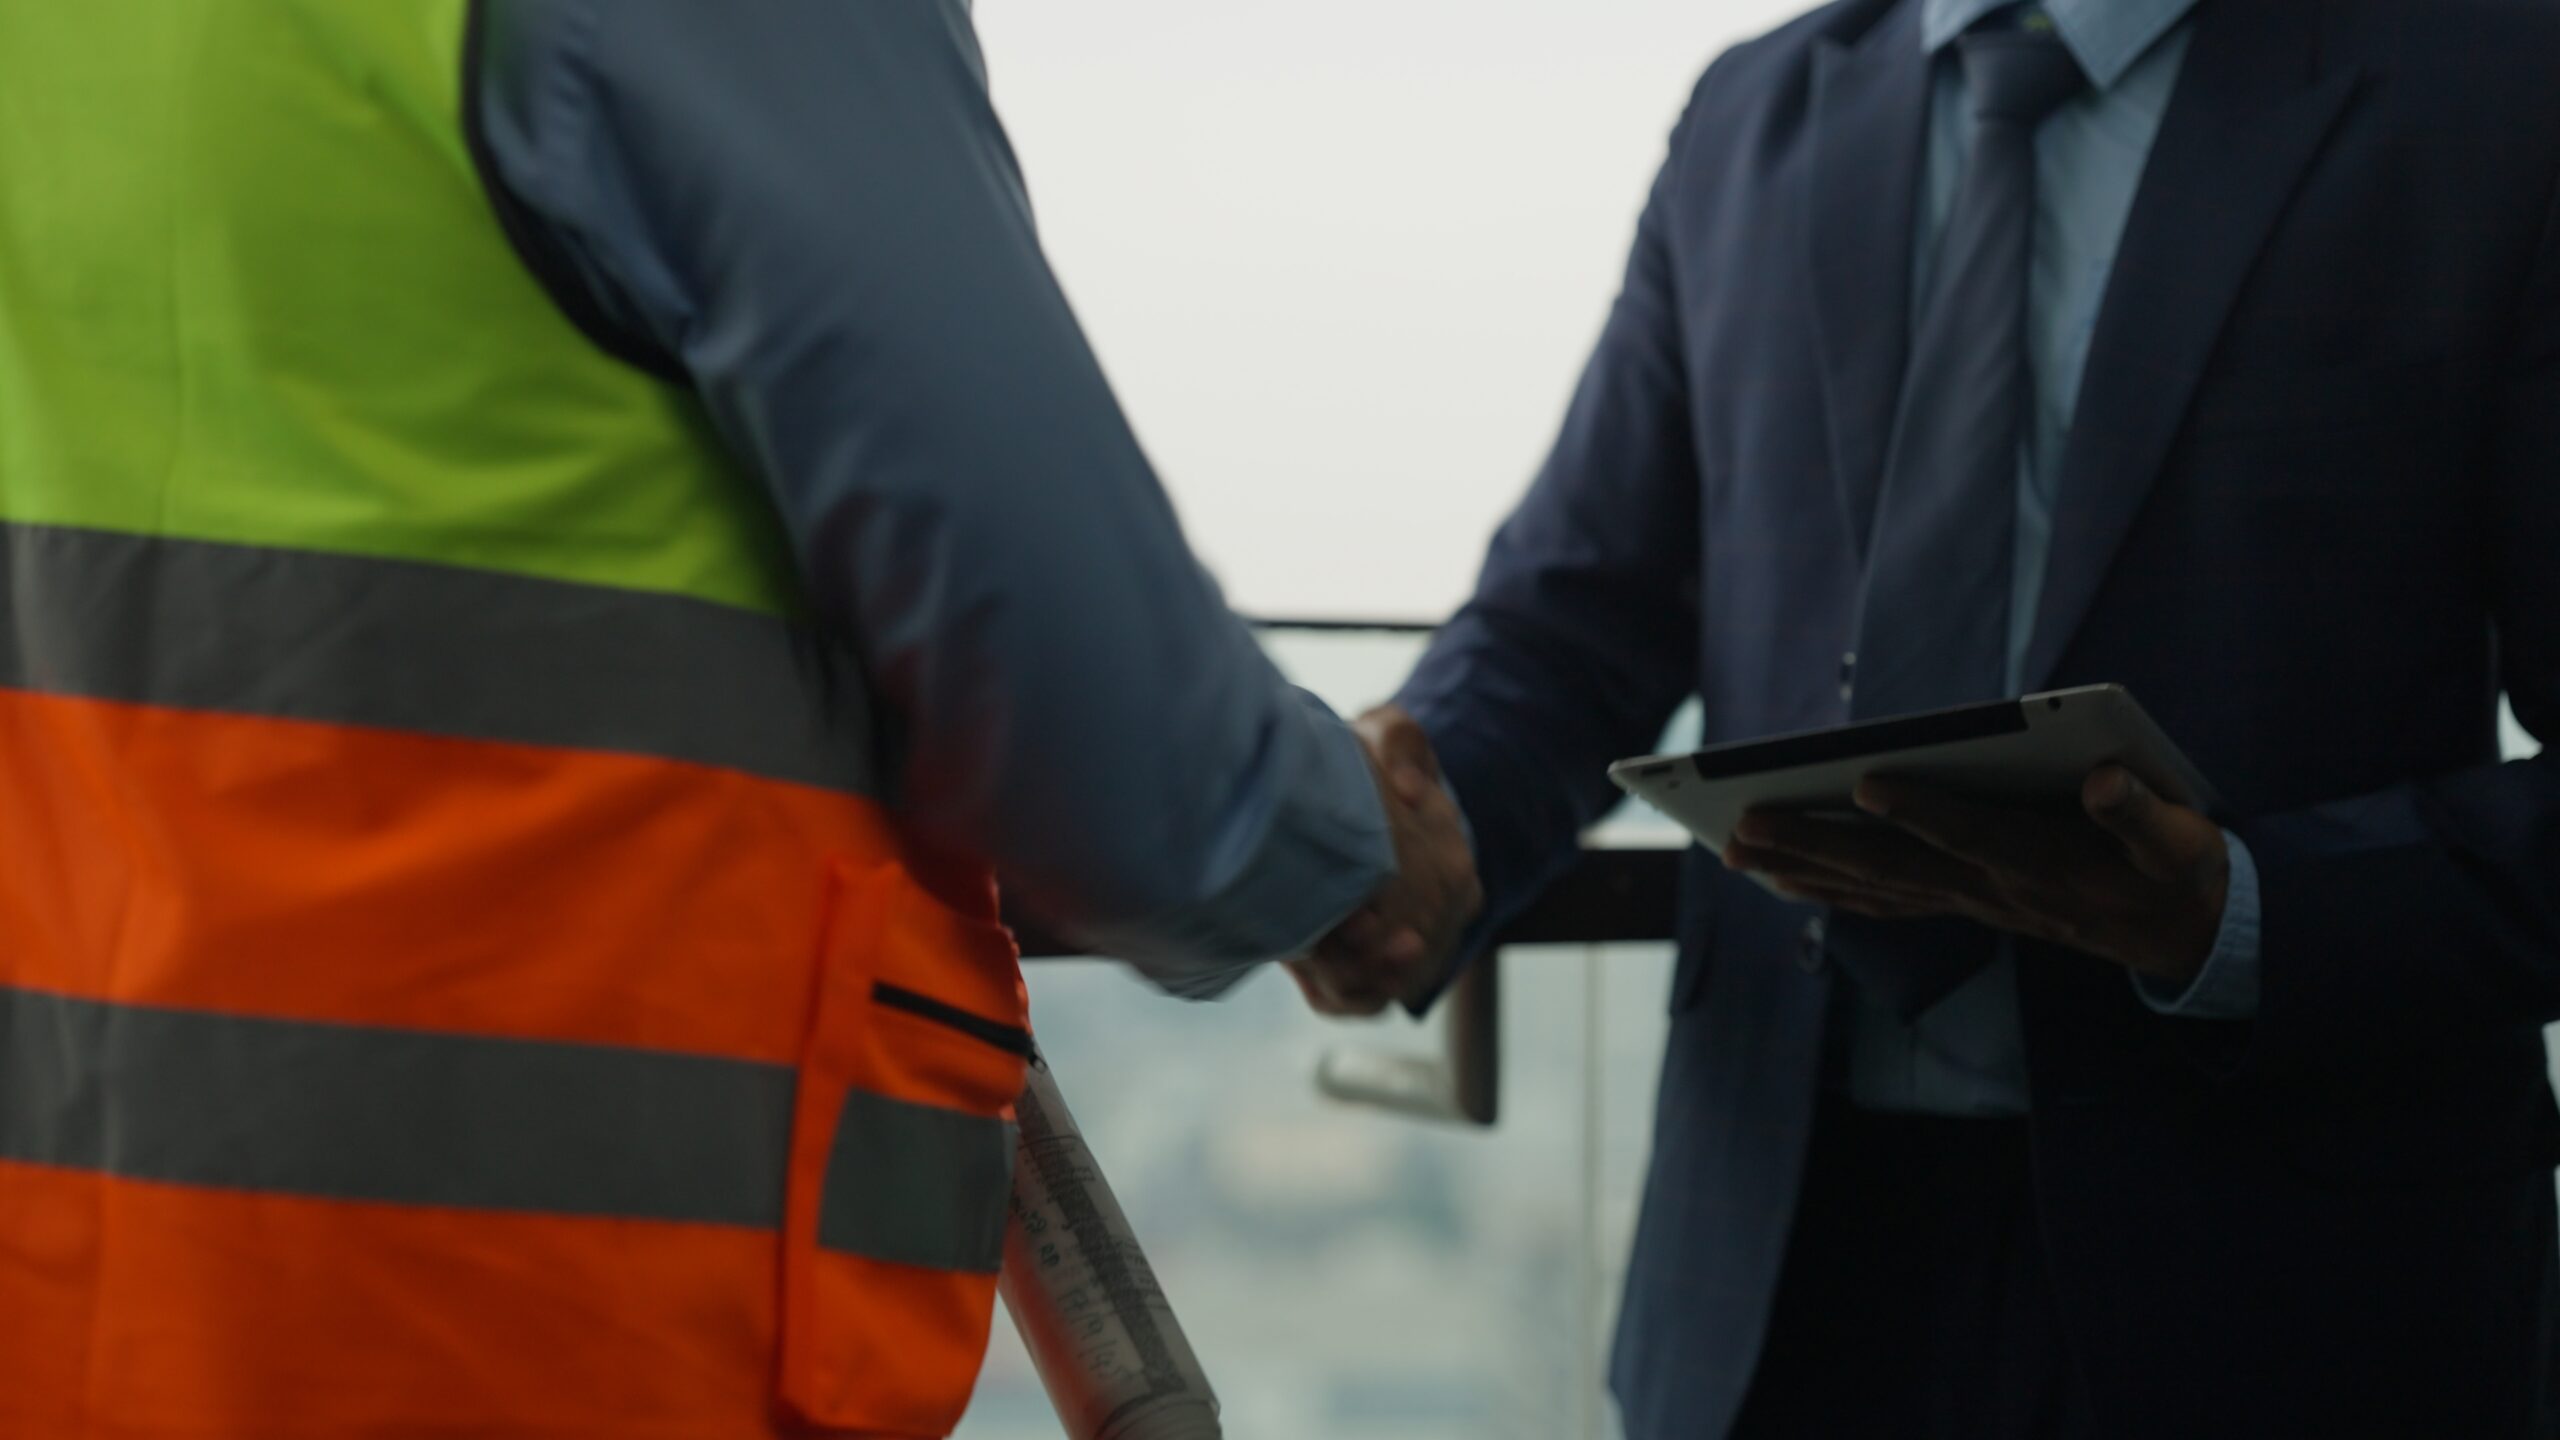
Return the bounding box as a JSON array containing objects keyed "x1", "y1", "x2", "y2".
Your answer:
[{"x1": 1606, "y1": 684, "x2": 2218, "y2": 856}]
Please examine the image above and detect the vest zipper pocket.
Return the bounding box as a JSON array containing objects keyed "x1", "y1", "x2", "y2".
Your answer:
[
  {"x1": 778, "y1": 861, "x2": 1026, "y2": 1433},
  {"x1": 872, "y1": 981, "x2": 1034, "y2": 1057}
]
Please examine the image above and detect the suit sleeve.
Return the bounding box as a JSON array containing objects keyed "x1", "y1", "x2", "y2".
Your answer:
[
  {"x1": 2241, "y1": 171, "x2": 2560, "y2": 1071},
  {"x1": 1394, "y1": 99, "x2": 1707, "y2": 946}
]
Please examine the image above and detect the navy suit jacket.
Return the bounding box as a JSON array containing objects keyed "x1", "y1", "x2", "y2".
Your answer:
[{"x1": 1399, "y1": 1, "x2": 2560, "y2": 1435}]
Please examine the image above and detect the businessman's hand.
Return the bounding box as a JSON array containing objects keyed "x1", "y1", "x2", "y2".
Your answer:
[
  {"x1": 1722, "y1": 766, "x2": 2229, "y2": 987},
  {"x1": 1289, "y1": 706, "x2": 1482, "y2": 1016}
]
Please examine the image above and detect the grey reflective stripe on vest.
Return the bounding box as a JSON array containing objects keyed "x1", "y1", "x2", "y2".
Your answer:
[
  {"x1": 0, "y1": 520, "x2": 880, "y2": 795},
  {"x1": 0, "y1": 986, "x2": 1014, "y2": 1274},
  {"x1": 820, "y1": 1080, "x2": 1015, "y2": 1272}
]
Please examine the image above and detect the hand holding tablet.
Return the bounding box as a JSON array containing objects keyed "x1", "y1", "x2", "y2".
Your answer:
[
  {"x1": 1611, "y1": 686, "x2": 2233, "y2": 986},
  {"x1": 1609, "y1": 684, "x2": 2218, "y2": 857}
]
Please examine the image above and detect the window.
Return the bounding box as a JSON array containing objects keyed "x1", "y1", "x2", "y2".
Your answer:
[{"x1": 954, "y1": 9, "x2": 1790, "y2": 1431}]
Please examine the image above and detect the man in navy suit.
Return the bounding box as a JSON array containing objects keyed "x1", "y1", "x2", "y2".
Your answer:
[{"x1": 1293, "y1": 0, "x2": 2560, "y2": 1434}]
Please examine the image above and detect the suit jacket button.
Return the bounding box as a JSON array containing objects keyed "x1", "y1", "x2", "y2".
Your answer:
[{"x1": 1797, "y1": 916, "x2": 1828, "y2": 975}]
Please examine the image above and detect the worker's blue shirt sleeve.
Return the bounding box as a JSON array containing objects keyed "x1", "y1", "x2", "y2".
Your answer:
[{"x1": 470, "y1": 0, "x2": 1392, "y2": 988}]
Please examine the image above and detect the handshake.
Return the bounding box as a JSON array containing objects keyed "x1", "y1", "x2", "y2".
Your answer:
[{"x1": 1287, "y1": 705, "x2": 1485, "y2": 1017}]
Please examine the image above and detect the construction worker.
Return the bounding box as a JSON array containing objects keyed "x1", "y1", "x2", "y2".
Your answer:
[{"x1": 0, "y1": 1, "x2": 1476, "y2": 1436}]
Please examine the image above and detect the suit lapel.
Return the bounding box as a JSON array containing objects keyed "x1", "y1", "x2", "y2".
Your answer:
[
  {"x1": 2019, "y1": 0, "x2": 2364, "y2": 688},
  {"x1": 1805, "y1": 0, "x2": 1933, "y2": 563}
]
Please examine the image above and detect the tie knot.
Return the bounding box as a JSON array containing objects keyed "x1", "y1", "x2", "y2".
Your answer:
[{"x1": 1959, "y1": 24, "x2": 2086, "y2": 126}]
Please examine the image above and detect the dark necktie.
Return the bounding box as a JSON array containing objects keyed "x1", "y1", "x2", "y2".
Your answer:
[{"x1": 1828, "y1": 18, "x2": 2088, "y2": 1018}]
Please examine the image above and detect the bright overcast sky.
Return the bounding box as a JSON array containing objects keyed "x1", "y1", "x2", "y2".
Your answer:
[{"x1": 972, "y1": 1, "x2": 1807, "y2": 622}]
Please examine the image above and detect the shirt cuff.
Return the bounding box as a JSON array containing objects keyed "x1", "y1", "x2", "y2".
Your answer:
[
  {"x1": 1088, "y1": 688, "x2": 1395, "y2": 998},
  {"x1": 2133, "y1": 829, "x2": 2262, "y2": 1020}
]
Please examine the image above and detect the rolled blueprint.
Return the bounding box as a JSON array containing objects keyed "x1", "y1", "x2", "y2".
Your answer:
[{"x1": 1000, "y1": 1051, "x2": 1223, "y2": 1440}]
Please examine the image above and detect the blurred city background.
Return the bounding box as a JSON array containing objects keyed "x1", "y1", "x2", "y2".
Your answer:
[{"x1": 961, "y1": 628, "x2": 1695, "y2": 1440}]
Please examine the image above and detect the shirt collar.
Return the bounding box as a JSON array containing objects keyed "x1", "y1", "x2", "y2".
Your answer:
[{"x1": 1920, "y1": 0, "x2": 2199, "y2": 91}]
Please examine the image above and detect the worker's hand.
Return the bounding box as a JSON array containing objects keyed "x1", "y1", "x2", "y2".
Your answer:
[
  {"x1": 1720, "y1": 766, "x2": 2229, "y2": 988},
  {"x1": 1288, "y1": 706, "x2": 1482, "y2": 1017}
]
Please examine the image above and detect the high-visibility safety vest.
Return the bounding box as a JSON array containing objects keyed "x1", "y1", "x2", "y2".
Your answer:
[{"x1": 0, "y1": 4, "x2": 1033, "y2": 1437}]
